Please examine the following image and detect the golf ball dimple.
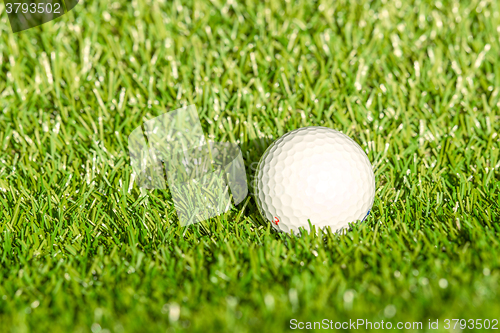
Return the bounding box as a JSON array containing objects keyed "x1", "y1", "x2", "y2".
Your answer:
[{"x1": 254, "y1": 126, "x2": 376, "y2": 234}]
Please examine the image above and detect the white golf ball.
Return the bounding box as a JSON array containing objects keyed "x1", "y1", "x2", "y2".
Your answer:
[{"x1": 254, "y1": 126, "x2": 375, "y2": 234}]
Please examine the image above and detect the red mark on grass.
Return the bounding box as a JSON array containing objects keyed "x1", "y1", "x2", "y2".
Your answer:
[{"x1": 273, "y1": 217, "x2": 279, "y2": 225}]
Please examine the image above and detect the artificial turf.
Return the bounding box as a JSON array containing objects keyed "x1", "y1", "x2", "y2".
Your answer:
[{"x1": 0, "y1": 0, "x2": 499, "y2": 331}]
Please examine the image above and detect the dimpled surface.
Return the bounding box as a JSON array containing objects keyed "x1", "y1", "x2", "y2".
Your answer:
[{"x1": 255, "y1": 127, "x2": 375, "y2": 234}]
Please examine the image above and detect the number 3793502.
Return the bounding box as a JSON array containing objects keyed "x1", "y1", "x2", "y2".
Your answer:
[
  {"x1": 444, "y1": 319, "x2": 498, "y2": 330},
  {"x1": 6, "y1": 2, "x2": 62, "y2": 14}
]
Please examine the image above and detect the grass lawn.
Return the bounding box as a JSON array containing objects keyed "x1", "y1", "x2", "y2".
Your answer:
[{"x1": 0, "y1": 0, "x2": 499, "y2": 331}]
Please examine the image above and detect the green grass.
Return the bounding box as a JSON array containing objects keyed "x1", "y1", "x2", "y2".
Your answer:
[{"x1": 0, "y1": 0, "x2": 500, "y2": 331}]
